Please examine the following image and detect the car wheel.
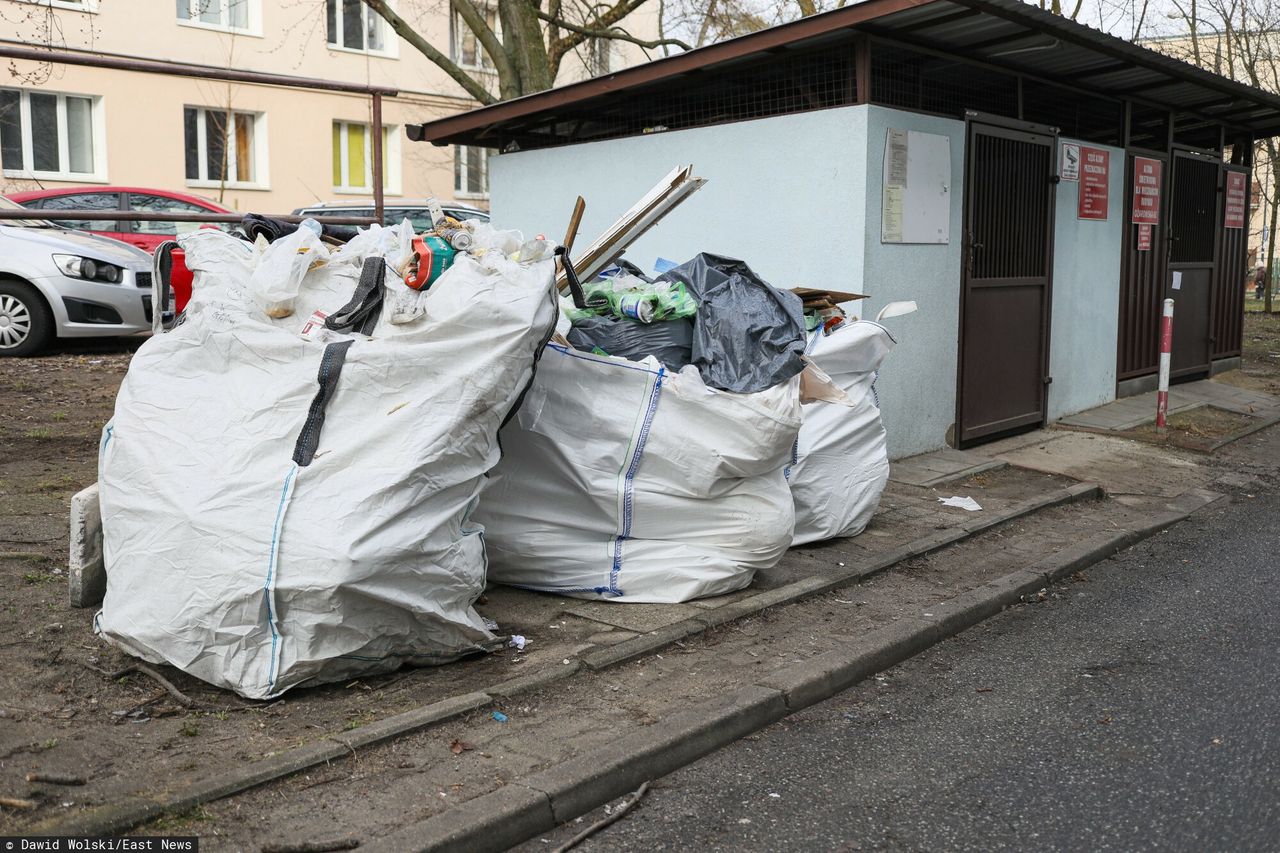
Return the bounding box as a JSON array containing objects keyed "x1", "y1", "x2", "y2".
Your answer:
[{"x1": 0, "y1": 279, "x2": 54, "y2": 357}]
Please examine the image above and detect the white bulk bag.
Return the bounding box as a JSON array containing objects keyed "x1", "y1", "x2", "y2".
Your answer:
[
  {"x1": 473, "y1": 345, "x2": 801, "y2": 603},
  {"x1": 95, "y1": 228, "x2": 557, "y2": 699},
  {"x1": 789, "y1": 321, "x2": 895, "y2": 545}
]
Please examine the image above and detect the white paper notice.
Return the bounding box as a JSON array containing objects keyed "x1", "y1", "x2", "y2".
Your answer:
[{"x1": 1172, "y1": 271, "x2": 1183, "y2": 291}]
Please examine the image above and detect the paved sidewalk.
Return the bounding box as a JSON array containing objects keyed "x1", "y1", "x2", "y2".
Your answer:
[{"x1": 1057, "y1": 378, "x2": 1280, "y2": 432}]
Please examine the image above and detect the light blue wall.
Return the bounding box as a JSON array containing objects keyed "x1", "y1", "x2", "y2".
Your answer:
[
  {"x1": 487, "y1": 108, "x2": 1124, "y2": 460},
  {"x1": 859, "y1": 107, "x2": 966, "y2": 458},
  {"x1": 490, "y1": 107, "x2": 868, "y2": 293},
  {"x1": 1047, "y1": 139, "x2": 1124, "y2": 420}
]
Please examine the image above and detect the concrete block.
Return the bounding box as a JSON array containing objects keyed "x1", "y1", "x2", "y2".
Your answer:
[
  {"x1": 755, "y1": 617, "x2": 933, "y2": 709},
  {"x1": 364, "y1": 784, "x2": 555, "y2": 853},
  {"x1": 523, "y1": 684, "x2": 788, "y2": 823},
  {"x1": 69, "y1": 482, "x2": 104, "y2": 608}
]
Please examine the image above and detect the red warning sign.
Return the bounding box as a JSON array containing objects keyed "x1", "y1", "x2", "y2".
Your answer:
[
  {"x1": 1132, "y1": 157, "x2": 1162, "y2": 225},
  {"x1": 1078, "y1": 147, "x2": 1110, "y2": 220},
  {"x1": 1225, "y1": 171, "x2": 1247, "y2": 229},
  {"x1": 1137, "y1": 223, "x2": 1152, "y2": 251}
]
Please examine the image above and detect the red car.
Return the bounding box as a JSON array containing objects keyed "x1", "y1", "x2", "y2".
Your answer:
[{"x1": 5, "y1": 187, "x2": 234, "y2": 313}]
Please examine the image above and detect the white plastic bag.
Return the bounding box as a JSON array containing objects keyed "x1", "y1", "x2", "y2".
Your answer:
[
  {"x1": 473, "y1": 346, "x2": 801, "y2": 603},
  {"x1": 247, "y1": 222, "x2": 325, "y2": 318},
  {"x1": 95, "y1": 228, "x2": 558, "y2": 698},
  {"x1": 788, "y1": 320, "x2": 895, "y2": 544}
]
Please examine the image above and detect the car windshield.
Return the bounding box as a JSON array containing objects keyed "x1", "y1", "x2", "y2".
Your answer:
[{"x1": 0, "y1": 197, "x2": 49, "y2": 228}]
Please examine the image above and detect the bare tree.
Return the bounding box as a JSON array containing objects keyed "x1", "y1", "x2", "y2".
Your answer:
[
  {"x1": 361, "y1": 0, "x2": 691, "y2": 104},
  {"x1": 1153, "y1": 0, "x2": 1280, "y2": 313}
]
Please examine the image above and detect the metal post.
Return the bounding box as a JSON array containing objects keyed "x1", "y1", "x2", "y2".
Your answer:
[
  {"x1": 1156, "y1": 297, "x2": 1175, "y2": 431},
  {"x1": 372, "y1": 93, "x2": 385, "y2": 226}
]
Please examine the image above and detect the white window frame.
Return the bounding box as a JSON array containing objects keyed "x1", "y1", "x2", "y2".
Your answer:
[
  {"x1": 450, "y1": 7, "x2": 499, "y2": 71},
  {"x1": 333, "y1": 120, "x2": 401, "y2": 195},
  {"x1": 175, "y1": 0, "x2": 262, "y2": 37},
  {"x1": 454, "y1": 145, "x2": 489, "y2": 200},
  {"x1": 184, "y1": 106, "x2": 270, "y2": 191},
  {"x1": 327, "y1": 0, "x2": 398, "y2": 58},
  {"x1": 14, "y1": 0, "x2": 99, "y2": 11},
  {"x1": 0, "y1": 87, "x2": 108, "y2": 183}
]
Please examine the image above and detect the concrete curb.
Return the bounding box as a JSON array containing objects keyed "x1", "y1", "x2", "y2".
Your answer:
[
  {"x1": 34, "y1": 480, "x2": 1102, "y2": 837},
  {"x1": 362, "y1": 488, "x2": 1224, "y2": 853}
]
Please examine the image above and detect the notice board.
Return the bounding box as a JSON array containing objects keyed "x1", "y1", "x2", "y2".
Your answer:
[
  {"x1": 881, "y1": 128, "x2": 951, "y2": 244},
  {"x1": 1225, "y1": 171, "x2": 1247, "y2": 229},
  {"x1": 1132, "y1": 157, "x2": 1162, "y2": 225},
  {"x1": 1077, "y1": 147, "x2": 1110, "y2": 220}
]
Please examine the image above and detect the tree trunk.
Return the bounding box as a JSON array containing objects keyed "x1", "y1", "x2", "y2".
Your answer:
[{"x1": 500, "y1": 0, "x2": 554, "y2": 95}]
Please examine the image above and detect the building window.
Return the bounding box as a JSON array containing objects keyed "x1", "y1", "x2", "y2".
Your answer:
[
  {"x1": 451, "y1": 7, "x2": 498, "y2": 69},
  {"x1": 0, "y1": 87, "x2": 102, "y2": 180},
  {"x1": 19, "y1": 1, "x2": 99, "y2": 11},
  {"x1": 454, "y1": 146, "x2": 489, "y2": 197},
  {"x1": 184, "y1": 106, "x2": 263, "y2": 187},
  {"x1": 332, "y1": 120, "x2": 398, "y2": 193},
  {"x1": 588, "y1": 39, "x2": 612, "y2": 76},
  {"x1": 175, "y1": 0, "x2": 253, "y2": 32},
  {"x1": 327, "y1": 0, "x2": 388, "y2": 53}
]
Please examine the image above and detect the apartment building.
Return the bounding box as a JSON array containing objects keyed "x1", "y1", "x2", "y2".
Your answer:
[{"x1": 0, "y1": 0, "x2": 659, "y2": 216}]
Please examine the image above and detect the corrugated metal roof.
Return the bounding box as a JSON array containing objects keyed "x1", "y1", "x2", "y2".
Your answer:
[{"x1": 409, "y1": 0, "x2": 1280, "y2": 148}]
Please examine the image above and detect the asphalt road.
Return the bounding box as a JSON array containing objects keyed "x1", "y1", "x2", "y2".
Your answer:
[{"x1": 558, "y1": 492, "x2": 1280, "y2": 852}]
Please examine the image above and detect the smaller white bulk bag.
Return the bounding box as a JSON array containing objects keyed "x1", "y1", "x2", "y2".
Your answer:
[
  {"x1": 789, "y1": 320, "x2": 896, "y2": 545},
  {"x1": 474, "y1": 345, "x2": 802, "y2": 603},
  {"x1": 95, "y1": 226, "x2": 558, "y2": 699}
]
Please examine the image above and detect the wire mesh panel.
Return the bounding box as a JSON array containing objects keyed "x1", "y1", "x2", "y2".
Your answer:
[
  {"x1": 871, "y1": 44, "x2": 1018, "y2": 120},
  {"x1": 518, "y1": 44, "x2": 857, "y2": 149},
  {"x1": 1021, "y1": 80, "x2": 1123, "y2": 146}
]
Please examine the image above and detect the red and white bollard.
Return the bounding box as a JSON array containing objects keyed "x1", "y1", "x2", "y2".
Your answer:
[{"x1": 1156, "y1": 298, "x2": 1175, "y2": 431}]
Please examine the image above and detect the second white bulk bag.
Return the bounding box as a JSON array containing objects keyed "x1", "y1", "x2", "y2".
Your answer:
[
  {"x1": 789, "y1": 320, "x2": 896, "y2": 544},
  {"x1": 474, "y1": 344, "x2": 802, "y2": 602}
]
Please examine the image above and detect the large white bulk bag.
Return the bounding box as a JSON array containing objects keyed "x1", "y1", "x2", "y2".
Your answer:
[
  {"x1": 95, "y1": 227, "x2": 557, "y2": 699},
  {"x1": 473, "y1": 345, "x2": 801, "y2": 603},
  {"x1": 789, "y1": 320, "x2": 895, "y2": 545}
]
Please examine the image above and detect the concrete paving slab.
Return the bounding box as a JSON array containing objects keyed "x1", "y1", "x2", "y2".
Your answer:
[{"x1": 889, "y1": 448, "x2": 1008, "y2": 487}]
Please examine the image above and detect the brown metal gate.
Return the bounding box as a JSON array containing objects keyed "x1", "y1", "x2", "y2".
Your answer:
[
  {"x1": 956, "y1": 119, "x2": 1057, "y2": 447},
  {"x1": 1166, "y1": 150, "x2": 1221, "y2": 379},
  {"x1": 1213, "y1": 163, "x2": 1250, "y2": 361},
  {"x1": 1117, "y1": 151, "x2": 1169, "y2": 380}
]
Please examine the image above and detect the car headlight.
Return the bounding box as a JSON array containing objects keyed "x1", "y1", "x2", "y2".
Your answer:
[{"x1": 52, "y1": 254, "x2": 124, "y2": 284}]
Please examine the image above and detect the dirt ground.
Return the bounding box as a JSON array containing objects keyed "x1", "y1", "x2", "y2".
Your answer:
[{"x1": 1218, "y1": 311, "x2": 1280, "y2": 395}]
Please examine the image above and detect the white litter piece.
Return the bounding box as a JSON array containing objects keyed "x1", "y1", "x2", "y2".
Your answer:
[
  {"x1": 95, "y1": 225, "x2": 558, "y2": 699},
  {"x1": 788, "y1": 320, "x2": 896, "y2": 544},
  {"x1": 509, "y1": 635, "x2": 528, "y2": 652},
  {"x1": 474, "y1": 348, "x2": 804, "y2": 603},
  {"x1": 938, "y1": 496, "x2": 983, "y2": 512}
]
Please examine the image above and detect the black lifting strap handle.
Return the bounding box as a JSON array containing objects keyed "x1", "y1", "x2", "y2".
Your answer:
[
  {"x1": 292, "y1": 339, "x2": 355, "y2": 467},
  {"x1": 325, "y1": 256, "x2": 386, "y2": 336}
]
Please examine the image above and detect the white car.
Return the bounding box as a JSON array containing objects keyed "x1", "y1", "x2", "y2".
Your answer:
[{"x1": 0, "y1": 197, "x2": 153, "y2": 357}]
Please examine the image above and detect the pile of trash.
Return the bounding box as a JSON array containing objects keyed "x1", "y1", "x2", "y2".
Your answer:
[
  {"x1": 95, "y1": 217, "x2": 558, "y2": 699},
  {"x1": 475, "y1": 253, "x2": 811, "y2": 602},
  {"x1": 90, "y1": 167, "x2": 906, "y2": 697}
]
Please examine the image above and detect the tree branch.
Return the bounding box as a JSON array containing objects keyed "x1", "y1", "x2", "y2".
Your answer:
[
  {"x1": 361, "y1": 0, "x2": 496, "y2": 105},
  {"x1": 537, "y1": 9, "x2": 692, "y2": 51}
]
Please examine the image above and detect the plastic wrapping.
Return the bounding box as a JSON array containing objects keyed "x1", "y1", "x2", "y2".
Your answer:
[
  {"x1": 788, "y1": 320, "x2": 896, "y2": 544},
  {"x1": 95, "y1": 226, "x2": 558, "y2": 699},
  {"x1": 566, "y1": 315, "x2": 693, "y2": 370},
  {"x1": 657, "y1": 253, "x2": 807, "y2": 393},
  {"x1": 474, "y1": 347, "x2": 801, "y2": 603}
]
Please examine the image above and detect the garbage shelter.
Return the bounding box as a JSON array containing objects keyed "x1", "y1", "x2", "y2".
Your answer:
[{"x1": 406, "y1": 0, "x2": 1280, "y2": 457}]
